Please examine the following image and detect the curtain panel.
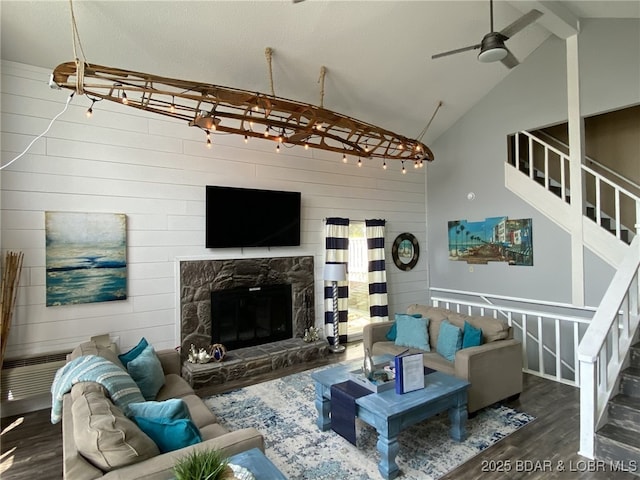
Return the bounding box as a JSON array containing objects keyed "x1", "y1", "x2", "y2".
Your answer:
[
  {"x1": 365, "y1": 219, "x2": 389, "y2": 322},
  {"x1": 324, "y1": 218, "x2": 349, "y2": 346}
]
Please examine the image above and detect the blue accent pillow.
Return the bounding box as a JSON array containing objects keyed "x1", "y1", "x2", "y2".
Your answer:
[
  {"x1": 127, "y1": 398, "x2": 190, "y2": 421},
  {"x1": 386, "y1": 313, "x2": 423, "y2": 341},
  {"x1": 462, "y1": 321, "x2": 483, "y2": 348},
  {"x1": 118, "y1": 337, "x2": 149, "y2": 368},
  {"x1": 394, "y1": 314, "x2": 430, "y2": 351},
  {"x1": 133, "y1": 416, "x2": 202, "y2": 453},
  {"x1": 127, "y1": 344, "x2": 165, "y2": 400},
  {"x1": 436, "y1": 319, "x2": 463, "y2": 362}
]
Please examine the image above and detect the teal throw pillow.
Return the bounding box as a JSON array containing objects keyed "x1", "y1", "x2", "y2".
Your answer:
[
  {"x1": 462, "y1": 321, "x2": 483, "y2": 348},
  {"x1": 387, "y1": 313, "x2": 423, "y2": 341},
  {"x1": 127, "y1": 344, "x2": 165, "y2": 400},
  {"x1": 133, "y1": 416, "x2": 202, "y2": 453},
  {"x1": 394, "y1": 314, "x2": 430, "y2": 351},
  {"x1": 436, "y1": 319, "x2": 463, "y2": 362},
  {"x1": 127, "y1": 398, "x2": 190, "y2": 421},
  {"x1": 385, "y1": 322, "x2": 397, "y2": 341},
  {"x1": 118, "y1": 337, "x2": 149, "y2": 368}
]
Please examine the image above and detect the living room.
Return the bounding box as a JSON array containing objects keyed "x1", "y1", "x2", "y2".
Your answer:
[{"x1": 1, "y1": 1, "x2": 639, "y2": 479}]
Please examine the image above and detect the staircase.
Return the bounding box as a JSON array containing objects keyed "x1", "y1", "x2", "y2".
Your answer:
[
  {"x1": 595, "y1": 341, "x2": 640, "y2": 469},
  {"x1": 505, "y1": 130, "x2": 640, "y2": 467},
  {"x1": 506, "y1": 131, "x2": 638, "y2": 267}
]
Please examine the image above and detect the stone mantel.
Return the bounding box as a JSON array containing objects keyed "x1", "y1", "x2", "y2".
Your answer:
[{"x1": 178, "y1": 255, "x2": 315, "y2": 356}]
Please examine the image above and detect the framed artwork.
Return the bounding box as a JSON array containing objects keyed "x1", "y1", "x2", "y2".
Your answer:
[
  {"x1": 45, "y1": 212, "x2": 127, "y2": 306},
  {"x1": 448, "y1": 217, "x2": 533, "y2": 266},
  {"x1": 392, "y1": 233, "x2": 420, "y2": 271}
]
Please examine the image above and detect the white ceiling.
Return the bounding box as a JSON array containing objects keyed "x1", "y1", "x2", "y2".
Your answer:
[{"x1": 2, "y1": 1, "x2": 639, "y2": 146}]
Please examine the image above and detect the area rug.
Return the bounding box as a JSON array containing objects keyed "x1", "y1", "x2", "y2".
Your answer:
[{"x1": 204, "y1": 366, "x2": 534, "y2": 480}]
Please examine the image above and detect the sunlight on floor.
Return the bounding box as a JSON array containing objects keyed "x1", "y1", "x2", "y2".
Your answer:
[{"x1": 1, "y1": 416, "x2": 24, "y2": 474}]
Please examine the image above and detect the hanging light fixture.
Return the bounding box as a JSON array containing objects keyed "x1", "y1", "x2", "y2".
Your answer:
[{"x1": 51, "y1": 60, "x2": 435, "y2": 166}]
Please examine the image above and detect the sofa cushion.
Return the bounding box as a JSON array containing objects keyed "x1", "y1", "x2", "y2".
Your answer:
[
  {"x1": 180, "y1": 394, "x2": 219, "y2": 428},
  {"x1": 132, "y1": 416, "x2": 202, "y2": 453},
  {"x1": 69, "y1": 341, "x2": 125, "y2": 370},
  {"x1": 436, "y1": 319, "x2": 463, "y2": 362},
  {"x1": 118, "y1": 337, "x2": 149, "y2": 368},
  {"x1": 72, "y1": 388, "x2": 159, "y2": 471},
  {"x1": 462, "y1": 321, "x2": 483, "y2": 348},
  {"x1": 467, "y1": 315, "x2": 511, "y2": 343},
  {"x1": 394, "y1": 314, "x2": 430, "y2": 351},
  {"x1": 156, "y1": 373, "x2": 194, "y2": 401},
  {"x1": 127, "y1": 344, "x2": 165, "y2": 400}
]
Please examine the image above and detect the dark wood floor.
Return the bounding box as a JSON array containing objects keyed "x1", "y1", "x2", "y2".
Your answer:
[{"x1": 2, "y1": 342, "x2": 638, "y2": 480}]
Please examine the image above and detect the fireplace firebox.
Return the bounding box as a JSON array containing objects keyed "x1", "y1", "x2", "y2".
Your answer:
[{"x1": 210, "y1": 284, "x2": 293, "y2": 350}]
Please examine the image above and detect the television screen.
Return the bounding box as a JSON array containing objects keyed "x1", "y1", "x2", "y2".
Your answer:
[{"x1": 206, "y1": 186, "x2": 301, "y2": 248}]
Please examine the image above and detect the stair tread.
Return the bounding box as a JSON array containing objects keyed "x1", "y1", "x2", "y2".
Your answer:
[
  {"x1": 597, "y1": 423, "x2": 640, "y2": 450},
  {"x1": 623, "y1": 366, "x2": 640, "y2": 377},
  {"x1": 611, "y1": 393, "x2": 640, "y2": 409}
]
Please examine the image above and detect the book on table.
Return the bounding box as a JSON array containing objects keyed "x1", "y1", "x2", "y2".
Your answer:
[{"x1": 394, "y1": 352, "x2": 425, "y2": 394}]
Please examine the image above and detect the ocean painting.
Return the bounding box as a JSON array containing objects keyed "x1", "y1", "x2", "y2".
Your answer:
[{"x1": 46, "y1": 212, "x2": 127, "y2": 306}]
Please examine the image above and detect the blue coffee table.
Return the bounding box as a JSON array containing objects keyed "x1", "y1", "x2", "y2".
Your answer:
[{"x1": 311, "y1": 356, "x2": 469, "y2": 480}]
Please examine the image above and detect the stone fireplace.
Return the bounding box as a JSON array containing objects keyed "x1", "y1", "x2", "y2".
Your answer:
[{"x1": 179, "y1": 255, "x2": 315, "y2": 354}]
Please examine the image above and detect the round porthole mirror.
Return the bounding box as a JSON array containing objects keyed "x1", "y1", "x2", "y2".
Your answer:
[{"x1": 392, "y1": 233, "x2": 419, "y2": 271}]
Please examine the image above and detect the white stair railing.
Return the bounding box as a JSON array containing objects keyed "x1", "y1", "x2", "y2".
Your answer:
[
  {"x1": 429, "y1": 288, "x2": 595, "y2": 385},
  {"x1": 577, "y1": 234, "x2": 640, "y2": 459},
  {"x1": 513, "y1": 131, "x2": 639, "y2": 244}
]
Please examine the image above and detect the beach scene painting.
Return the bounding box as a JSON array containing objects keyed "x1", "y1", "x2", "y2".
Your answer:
[
  {"x1": 46, "y1": 212, "x2": 127, "y2": 306},
  {"x1": 448, "y1": 217, "x2": 533, "y2": 266}
]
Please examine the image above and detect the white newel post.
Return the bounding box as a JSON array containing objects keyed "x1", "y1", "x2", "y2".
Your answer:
[{"x1": 578, "y1": 358, "x2": 597, "y2": 459}]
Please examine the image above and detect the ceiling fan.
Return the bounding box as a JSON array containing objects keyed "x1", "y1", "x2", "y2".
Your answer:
[{"x1": 432, "y1": 0, "x2": 542, "y2": 69}]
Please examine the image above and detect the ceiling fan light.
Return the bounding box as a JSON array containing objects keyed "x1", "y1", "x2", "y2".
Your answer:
[{"x1": 478, "y1": 46, "x2": 507, "y2": 63}]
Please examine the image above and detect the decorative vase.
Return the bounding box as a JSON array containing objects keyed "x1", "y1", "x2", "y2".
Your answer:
[{"x1": 363, "y1": 347, "x2": 374, "y2": 380}]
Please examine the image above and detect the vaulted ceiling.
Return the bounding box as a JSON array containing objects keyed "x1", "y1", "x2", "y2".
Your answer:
[{"x1": 2, "y1": 1, "x2": 639, "y2": 146}]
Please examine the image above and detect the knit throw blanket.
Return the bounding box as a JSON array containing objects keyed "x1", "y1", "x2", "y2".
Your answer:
[{"x1": 50, "y1": 354, "x2": 145, "y2": 424}]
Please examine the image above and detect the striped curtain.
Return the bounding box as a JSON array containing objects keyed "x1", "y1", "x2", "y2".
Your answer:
[
  {"x1": 366, "y1": 219, "x2": 389, "y2": 322},
  {"x1": 324, "y1": 218, "x2": 349, "y2": 346}
]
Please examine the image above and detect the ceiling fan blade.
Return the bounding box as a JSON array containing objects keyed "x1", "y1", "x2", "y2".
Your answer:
[
  {"x1": 500, "y1": 48, "x2": 520, "y2": 69},
  {"x1": 499, "y1": 9, "x2": 543, "y2": 39},
  {"x1": 432, "y1": 43, "x2": 481, "y2": 60}
]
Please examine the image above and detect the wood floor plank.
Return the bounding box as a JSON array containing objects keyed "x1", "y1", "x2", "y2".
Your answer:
[{"x1": 2, "y1": 342, "x2": 638, "y2": 479}]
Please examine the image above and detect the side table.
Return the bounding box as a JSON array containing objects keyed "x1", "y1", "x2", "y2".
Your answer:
[{"x1": 229, "y1": 448, "x2": 287, "y2": 480}]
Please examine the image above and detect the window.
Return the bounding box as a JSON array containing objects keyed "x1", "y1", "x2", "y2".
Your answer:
[{"x1": 347, "y1": 222, "x2": 370, "y2": 337}]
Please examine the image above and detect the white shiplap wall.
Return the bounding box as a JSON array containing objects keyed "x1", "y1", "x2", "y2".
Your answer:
[{"x1": 1, "y1": 60, "x2": 429, "y2": 358}]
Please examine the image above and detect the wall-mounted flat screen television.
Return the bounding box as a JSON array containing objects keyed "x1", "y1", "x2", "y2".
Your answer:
[{"x1": 206, "y1": 185, "x2": 301, "y2": 248}]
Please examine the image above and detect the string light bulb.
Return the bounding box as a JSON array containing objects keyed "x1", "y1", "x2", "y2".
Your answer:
[
  {"x1": 86, "y1": 99, "x2": 95, "y2": 118},
  {"x1": 244, "y1": 134, "x2": 249, "y2": 144},
  {"x1": 264, "y1": 126, "x2": 269, "y2": 137},
  {"x1": 402, "y1": 161, "x2": 406, "y2": 174},
  {"x1": 121, "y1": 90, "x2": 128, "y2": 105},
  {"x1": 357, "y1": 158, "x2": 362, "y2": 167},
  {"x1": 276, "y1": 143, "x2": 280, "y2": 153},
  {"x1": 342, "y1": 154, "x2": 347, "y2": 163},
  {"x1": 169, "y1": 97, "x2": 175, "y2": 113},
  {"x1": 383, "y1": 161, "x2": 387, "y2": 170},
  {"x1": 304, "y1": 143, "x2": 309, "y2": 150},
  {"x1": 206, "y1": 130, "x2": 212, "y2": 149}
]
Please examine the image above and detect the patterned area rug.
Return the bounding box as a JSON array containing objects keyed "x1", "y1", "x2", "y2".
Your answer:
[{"x1": 204, "y1": 366, "x2": 534, "y2": 480}]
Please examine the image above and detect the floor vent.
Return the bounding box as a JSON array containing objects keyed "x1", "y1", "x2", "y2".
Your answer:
[{"x1": 1, "y1": 352, "x2": 69, "y2": 401}]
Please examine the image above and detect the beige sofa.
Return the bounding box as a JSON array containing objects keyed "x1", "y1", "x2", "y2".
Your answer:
[
  {"x1": 60, "y1": 340, "x2": 264, "y2": 480},
  {"x1": 363, "y1": 304, "x2": 523, "y2": 413}
]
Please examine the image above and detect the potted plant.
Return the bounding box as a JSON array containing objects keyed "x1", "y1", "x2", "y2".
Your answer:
[{"x1": 172, "y1": 448, "x2": 234, "y2": 480}]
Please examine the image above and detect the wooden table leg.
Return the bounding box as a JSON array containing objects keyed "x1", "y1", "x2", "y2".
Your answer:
[
  {"x1": 448, "y1": 392, "x2": 468, "y2": 442},
  {"x1": 314, "y1": 382, "x2": 331, "y2": 431}
]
